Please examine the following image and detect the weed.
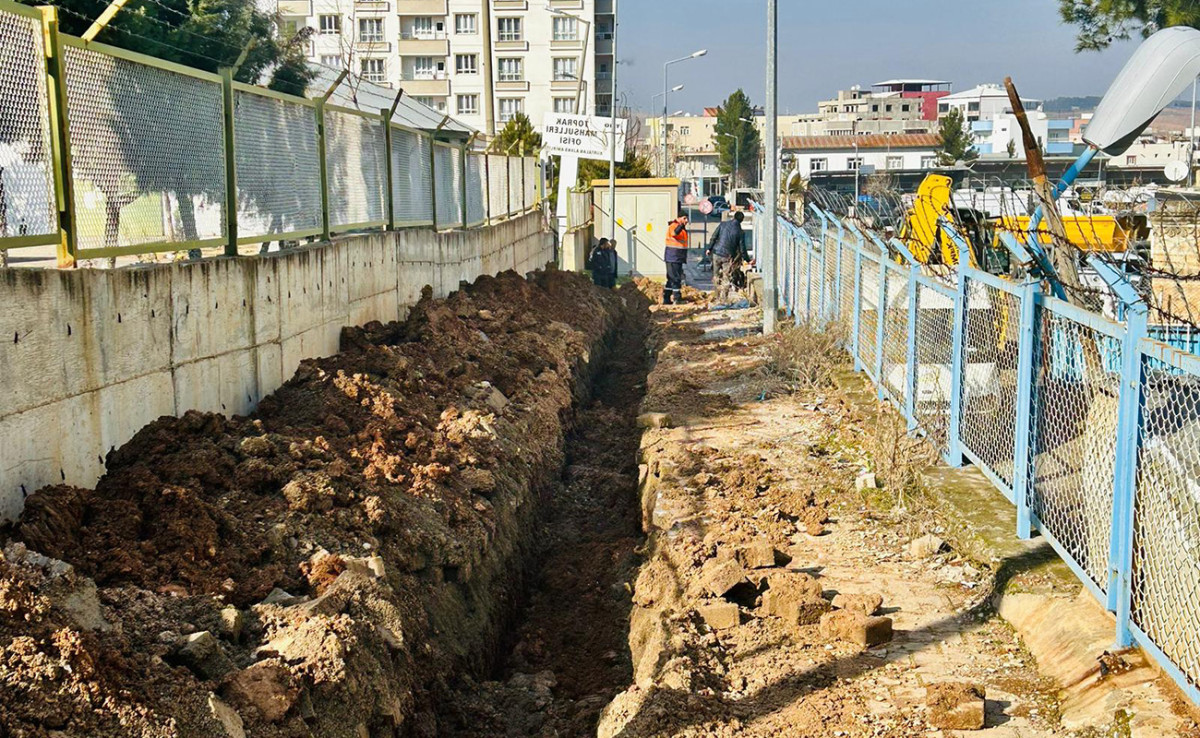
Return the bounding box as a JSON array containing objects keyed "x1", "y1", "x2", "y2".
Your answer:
[{"x1": 766, "y1": 321, "x2": 847, "y2": 391}]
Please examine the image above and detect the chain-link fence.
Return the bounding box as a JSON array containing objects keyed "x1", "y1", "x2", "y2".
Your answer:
[
  {"x1": 0, "y1": 11, "x2": 541, "y2": 262},
  {"x1": 0, "y1": 3, "x2": 57, "y2": 248},
  {"x1": 776, "y1": 200, "x2": 1200, "y2": 706}
]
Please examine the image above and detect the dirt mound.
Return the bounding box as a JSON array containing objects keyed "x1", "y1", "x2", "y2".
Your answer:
[
  {"x1": 3, "y1": 270, "x2": 648, "y2": 737},
  {"x1": 631, "y1": 276, "x2": 708, "y2": 306}
]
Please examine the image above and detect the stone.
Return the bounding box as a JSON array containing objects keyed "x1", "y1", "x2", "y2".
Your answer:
[
  {"x1": 239, "y1": 435, "x2": 273, "y2": 458},
  {"x1": 207, "y1": 693, "x2": 246, "y2": 738},
  {"x1": 478, "y1": 309, "x2": 495, "y2": 320},
  {"x1": 261, "y1": 588, "x2": 298, "y2": 606},
  {"x1": 926, "y1": 683, "x2": 986, "y2": 730},
  {"x1": 739, "y1": 541, "x2": 777, "y2": 569},
  {"x1": 805, "y1": 521, "x2": 826, "y2": 537},
  {"x1": 854, "y1": 472, "x2": 877, "y2": 491},
  {"x1": 637, "y1": 412, "x2": 673, "y2": 429},
  {"x1": 698, "y1": 602, "x2": 740, "y2": 630},
  {"x1": 700, "y1": 558, "x2": 748, "y2": 598},
  {"x1": 474, "y1": 382, "x2": 509, "y2": 413},
  {"x1": 223, "y1": 662, "x2": 300, "y2": 723},
  {"x1": 778, "y1": 595, "x2": 832, "y2": 626},
  {"x1": 219, "y1": 607, "x2": 245, "y2": 642},
  {"x1": 820, "y1": 611, "x2": 894, "y2": 647},
  {"x1": 177, "y1": 631, "x2": 234, "y2": 680},
  {"x1": 831, "y1": 593, "x2": 884, "y2": 616},
  {"x1": 909, "y1": 534, "x2": 945, "y2": 559}
]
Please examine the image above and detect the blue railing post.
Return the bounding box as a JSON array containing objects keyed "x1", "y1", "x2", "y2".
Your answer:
[
  {"x1": 802, "y1": 230, "x2": 814, "y2": 323},
  {"x1": 793, "y1": 230, "x2": 802, "y2": 327},
  {"x1": 875, "y1": 262, "x2": 887, "y2": 401},
  {"x1": 851, "y1": 231, "x2": 864, "y2": 370},
  {"x1": 943, "y1": 220, "x2": 969, "y2": 468},
  {"x1": 1012, "y1": 278, "x2": 1041, "y2": 539},
  {"x1": 904, "y1": 265, "x2": 919, "y2": 432},
  {"x1": 808, "y1": 204, "x2": 830, "y2": 322},
  {"x1": 832, "y1": 216, "x2": 845, "y2": 323},
  {"x1": 781, "y1": 224, "x2": 793, "y2": 318},
  {"x1": 1111, "y1": 307, "x2": 1148, "y2": 645}
]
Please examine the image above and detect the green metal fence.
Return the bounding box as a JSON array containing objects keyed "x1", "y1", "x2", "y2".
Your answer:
[{"x1": 0, "y1": 0, "x2": 540, "y2": 265}]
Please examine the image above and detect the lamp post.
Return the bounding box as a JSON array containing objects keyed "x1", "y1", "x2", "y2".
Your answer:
[
  {"x1": 662, "y1": 49, "x2": 707, "y2": 176},
  {"x1": 717, "y1": 132, "x2": 739, "y2": 193},
  {"x1": 608, "y1": 0, "x2": 619, "y2": 256}
]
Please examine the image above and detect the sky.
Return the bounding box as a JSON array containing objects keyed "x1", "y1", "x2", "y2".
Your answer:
[{"x1": 616, "y1": 0, "x2": 1140, "y2": 115}]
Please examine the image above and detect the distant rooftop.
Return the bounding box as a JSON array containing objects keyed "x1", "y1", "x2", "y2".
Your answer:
[
  {"x1": 941, "y1": 84, "x2": 1038, "y2": 103},
  {"x1": 872, "y1": 79, "x2": 951, "y2": 87},
  {"x1": 782, "y1": 133, "x2": 940, "y2": 150}
]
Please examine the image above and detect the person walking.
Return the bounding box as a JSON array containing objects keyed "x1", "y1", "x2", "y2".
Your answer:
[
  {"x1": 662, "y1": 212, "x2": 690, "y2": 304},
  {"x1": 588, "y1": 238, "x2": 618, "y2": 289},
  {"x1": 706, "y1": 210, "x2": 747, "y2": 303}
]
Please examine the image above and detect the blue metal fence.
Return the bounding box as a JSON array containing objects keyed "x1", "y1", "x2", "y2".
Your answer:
[{"x1": 760, "y1": 204, "x2": 1200, "y2": 707}]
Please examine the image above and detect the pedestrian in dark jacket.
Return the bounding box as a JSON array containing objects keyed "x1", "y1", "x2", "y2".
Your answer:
[
  {"x1": 662, "y1": 213, "x2": 689, "y2": 304},
  {"x1": 706, "y1": 211, "x2": 747, "y2": 302},
  {"x1": 588, "y1": 238, "x2": 618, "y2": 288}
]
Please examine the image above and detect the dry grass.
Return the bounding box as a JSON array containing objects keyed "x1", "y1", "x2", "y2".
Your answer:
[
  {"x1": 766, "y1": 321, "x2": 848, "y2": 391},
  {"x1": 860, "y1": 403, "x2": 939, "y2": 527}
]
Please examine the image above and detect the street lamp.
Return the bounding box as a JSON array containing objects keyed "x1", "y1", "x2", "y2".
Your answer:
[
  {"x1": 545, "y1": 5, "x2": 592, "y2": 114},
  {"x1": 662, "y1": 49, "x2": 707, "y2": 176}
]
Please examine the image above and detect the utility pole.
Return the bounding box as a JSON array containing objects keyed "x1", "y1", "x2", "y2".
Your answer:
[
  {"x1": 609, "y1": 0, "x2": 619, "y2": 249},
  {"x1": 480, "y1": 0, "x2": 495, "y2": 136},
  {"x1": 762, "y1": 0, "x2": 778, "y2": 334}
]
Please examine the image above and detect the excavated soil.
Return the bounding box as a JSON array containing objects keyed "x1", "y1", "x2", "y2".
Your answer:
[{"x1": 0, "y1": 269, "x2": 650, "y2": 738}]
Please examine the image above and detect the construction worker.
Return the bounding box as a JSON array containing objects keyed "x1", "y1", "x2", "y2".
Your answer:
[
  {"x1": 588, "y1": 238, "x2": 618, "y2": 289},
  {"x1": 662, "y1": 212, "x2": 689, "y2": 304},
  {"x1": 706, "y1": 211, "x2": 747, "y2": 303}
]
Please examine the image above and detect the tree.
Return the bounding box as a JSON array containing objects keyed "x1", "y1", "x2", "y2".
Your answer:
[
  {"x1": 935, "y1": 109, "x2": 978, "y2": 166},
  {"x1": 491, "y1": 112, "x2": 542, "y2": 155},
  {"x1": 578, "y1": 113, "x2": 652, "y2": 186},
  {"x1": 1059, "y1": 0, "x2": 1200, "y2": 51},
  {"x1": 1006, "y1": 138, "x2": 1018, "y2": 159},
  {"x1": 713, "y1": 90, "x2": 761, "y2": 190}
]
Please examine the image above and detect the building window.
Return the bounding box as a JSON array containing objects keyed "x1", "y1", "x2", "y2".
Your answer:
[
  {"x1": 361, "y1": 58, "x2": 385, "y2": 83},
  {"x1": 967, "y1": 101, "x2": 980, "y2": 112},
  {"x1": 552, "y1": 16, "x2": 577, "y2": 41},
  {"x1": 552, "y1": 57, "x2": 577, "y2": 81},
  {"x1": 938, "y1": 103, "x2": 949, "y2": 114},
  {"x1": 810, "y1": 158, "x2": 828, "y2": 172},
  {"x1": 497, "y1": 17, "x2": 522, "y2": 42},
  {"x1": 553, "y1": 97, "x2": 574, "y2": 113},
  {"x1": 457, "y1": 94, "x2": 479, "y2": 115},
  {"x1": 597, "y1": 61, "x2": 610, "y2": 80},
  {"x1": 499, "y1": 98, "x2": 523, "y2": 123},
  {"x1": 358, "y1": 18, "x2": 383, "y2": 43},
  {"x1": 886, "y1": 155, "x2": 903, "y2": 170},
  {"x1": 414, "y1": 95, "x2": 434, "y2": 107},
  {"x1": 455, "y1": 54, "x2": 478, "y2": 75},
  {"x1": 319, "y1": 54, "x2": 341, "y2": 67},
  {"x1": 411, "y1": 16, "x2": 433, "y2": 38},
  {"x1": 847, "y1": 157, "x2": 863, "y2": 171},
  {"x1": 498, "y1": 57, "x2": 523, "y2": 82},
  {"x1": 412, "y1": 56, "x2": 434, "y2": 79},
  {"x1": 319, "y1": 14, "x2": 340, "y2": 34},
  {"x1": 455, "y1": 13, "x2": 477, "y2": 34},
  {"x1": 920, "y1": 156, "x2": 936, "y2": 168},
  {"x1": 1126, "y1": 155, "x2": 1138, "y2": 165},
  {"x1": 279, "y1": 17, "x2": 301, "y2": 38}
]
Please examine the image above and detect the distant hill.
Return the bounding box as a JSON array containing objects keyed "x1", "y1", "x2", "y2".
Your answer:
[{"x1": 1043, "y1": 95, "x2": 1194, "y2": 114}]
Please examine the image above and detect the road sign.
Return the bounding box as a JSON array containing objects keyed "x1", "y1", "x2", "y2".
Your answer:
[
  {"x1": 699, "y1": 199, "x2": 714, "y2": 215},
  {"x1": 542, "y1": 114, "x2": 627, "y2": 162}
]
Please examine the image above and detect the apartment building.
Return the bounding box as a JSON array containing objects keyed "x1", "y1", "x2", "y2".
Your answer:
[{"x1": 275, "y1": 0, "x2": 614, "y2": 134}]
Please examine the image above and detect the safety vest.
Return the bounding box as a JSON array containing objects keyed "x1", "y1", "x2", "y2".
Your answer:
[{"x1": 665, "y1": 221, "x2": 688, "y2": 249}]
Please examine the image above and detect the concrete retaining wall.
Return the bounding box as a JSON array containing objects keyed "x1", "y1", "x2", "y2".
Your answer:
[{"x1": 0, "y1": 213, "x2": 552, "y2": 521}]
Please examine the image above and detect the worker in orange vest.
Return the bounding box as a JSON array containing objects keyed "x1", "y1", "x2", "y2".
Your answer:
[{"x1": 662, "y1": 212, "x2": 689, "y2": 304}]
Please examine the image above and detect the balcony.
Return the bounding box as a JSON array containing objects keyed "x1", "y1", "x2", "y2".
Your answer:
[
  {"x1": 356, "y1": 38, "x2": 391, "y2": 53},
  {"x1": 355, "y1": 0, "x2": 390, "y2": 9},
  {"x1": 548, "y1": 0, "x2": 583, "y2": 8},
  {"x1": 397, "y1": 35, "x2": 449, "y2": 55},
  {"x1": 594, "y1": 35, "x2": 612, "y2": 55},
  {"x1": 494, "y1": 38, "x2": 528, "y2": 52},
  {"x1": 399, "y1": 78, "x2": 450, "y2": 96},
  {"x1": 494, "y1": 0, "x2": 528, "y2": 9},
  {"x1": 277, "y1": 0, "x2": 310, "y2": 14},
  {"x1": 496, "y1": 80, "x2": 530, "y2": 92},
  {"x1": 550, "y1": 37, "x2": 583, "y2": 51},
  {"x1": 551, "y1": 78, "x2": 580, "y2": 93},
  {"x1": 396, "y1": 0, "x2": 446, "y2": 13}
]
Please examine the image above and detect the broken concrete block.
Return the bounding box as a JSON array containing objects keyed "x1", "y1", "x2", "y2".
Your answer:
[
  {"x1": 739, "y1": 540, "x2": 777, "y2": 569},
  {"x1": 698, "y1": 602, "x2": 740, "y2": 630},
  {"x1": 700, "y1": 558, "x2": 748, "y2": 598},
  {"x1": 909, "y1": 534, "x2": 945, "y2": 559},
  {"x1": 207, "y1": 693, "x2": 246, "y2": 738},
  {"x1": 805, "y1": 521, "x2": 827, "y2": 536},
  {"x1": 779, "y1": 595, "x2": 832, "y2": 626},
  {"x1": 223, "y1": 662, "x2": 300, "y2": 723},
  {"x1": 219, "y1": 607, "x2": 245, "y2": 643},
  {"x1": 854, "y1": 472, "x2": 877, "y2": 491},
  {"x1": 177, "y1": 631, "x2": 234, "y2": 680},
  {"x1": 636, "y1": 412, "x2": 673, "y2": 429},
  {"x1": 831, "y1": 593, "x2": 883, "y2": 616},
  {"x1": 926, "y1": 683, "x2": 986, "y2": 730},
  {"x1": 819, "y1": 611, "x2": 894, "y2": 647}
]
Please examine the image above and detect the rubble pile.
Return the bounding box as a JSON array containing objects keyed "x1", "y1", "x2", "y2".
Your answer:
[{"x1": 0, "y1": 270, "x2": 645, "y2": 737}]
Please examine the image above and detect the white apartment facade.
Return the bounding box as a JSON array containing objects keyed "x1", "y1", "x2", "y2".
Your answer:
[
  {"x1": 276, "y1": 0, "x2": 613, "y2": 135},
  {"x1": 937, "y1": 84, "x2": 1040, "y2": 122},
  {"x1": 783, "y1": 134, "x2": 941, "y2": 175}
]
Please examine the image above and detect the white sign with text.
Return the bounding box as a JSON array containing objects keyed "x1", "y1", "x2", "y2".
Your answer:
[{"x1": 542, "y1": 114, "x2": 627, "y2": 163}]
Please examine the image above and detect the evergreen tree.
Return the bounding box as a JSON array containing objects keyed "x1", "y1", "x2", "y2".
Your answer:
[
  {"x1": 713, "y1": 90, "x2": 761, "y2": 189},
  {"x1": 1006, "y1": 138, "x2": 1017, "y2": 159},
  {"x1": 1059, "y1": 0, "x2": 1200, "y2": 51},
  {"x1": 491, "y1": 112, "x2": 542, "y2": 155},
  {"x1": 935, "y1": 109, "x2": 978, "y2": 166}
]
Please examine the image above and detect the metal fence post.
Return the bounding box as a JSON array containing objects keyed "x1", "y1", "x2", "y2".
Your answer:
[
  {"x1": 41, "y1": 5, "x2": 77, "y2": 267},
  {"x1": 833, "y1": 216, "x2": 844, "y2": 324},
  {"x1": 459, "y1": 146, "x2": 468, "y2": 229},
  {"x1": 483, "y1": 154, "x2": 491, "y2": 225},
  {"x1": 851, "y1": 232, "x2": 863, "y2": 369},
  {"x1": 904, "y1": 265, "x2": 919, "y2": 431},
  {"x1": 382, "y1": 113, "x2": 395, "y2": 230},
  {"x1": 874, "y1": 261, "x2": 887, "y2": 401},
  {"x1": 793, "y1": 232, "x2": 802, "y2": 327},
  {"x1": 1111, "y1": 303, "x2": 1148, "y2": 644},
  {"x1": 1013, "y1": 278, "x2": 1040, "y2": 539},
  {"x1": 803, "y1": 231, "x2": 813, "y2": 322},
  {"x1": 429, "y1": 137, "x2": 439, "y2": 231},
  {"x1": 220, "y1": 68, "x2": 238, "y2": 256},
  {"x1": 945, "y1": 224, "x2": 968, "y2": 468},
  {"x1": 315, "y1": 99, "x2": 331, "y2": 241}
]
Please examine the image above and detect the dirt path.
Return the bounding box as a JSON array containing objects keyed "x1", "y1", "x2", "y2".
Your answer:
[
  {"x1": 438, "y1": 299, "x2": 652, "y2": 736},
  {"x1": 595, "y1": 302, "x2": 1128, "y2": 737}
]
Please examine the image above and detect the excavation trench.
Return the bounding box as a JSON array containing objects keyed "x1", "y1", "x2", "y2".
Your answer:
[{"x1": 438, "y1": 295, "x2": 653, "y2": 736}]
